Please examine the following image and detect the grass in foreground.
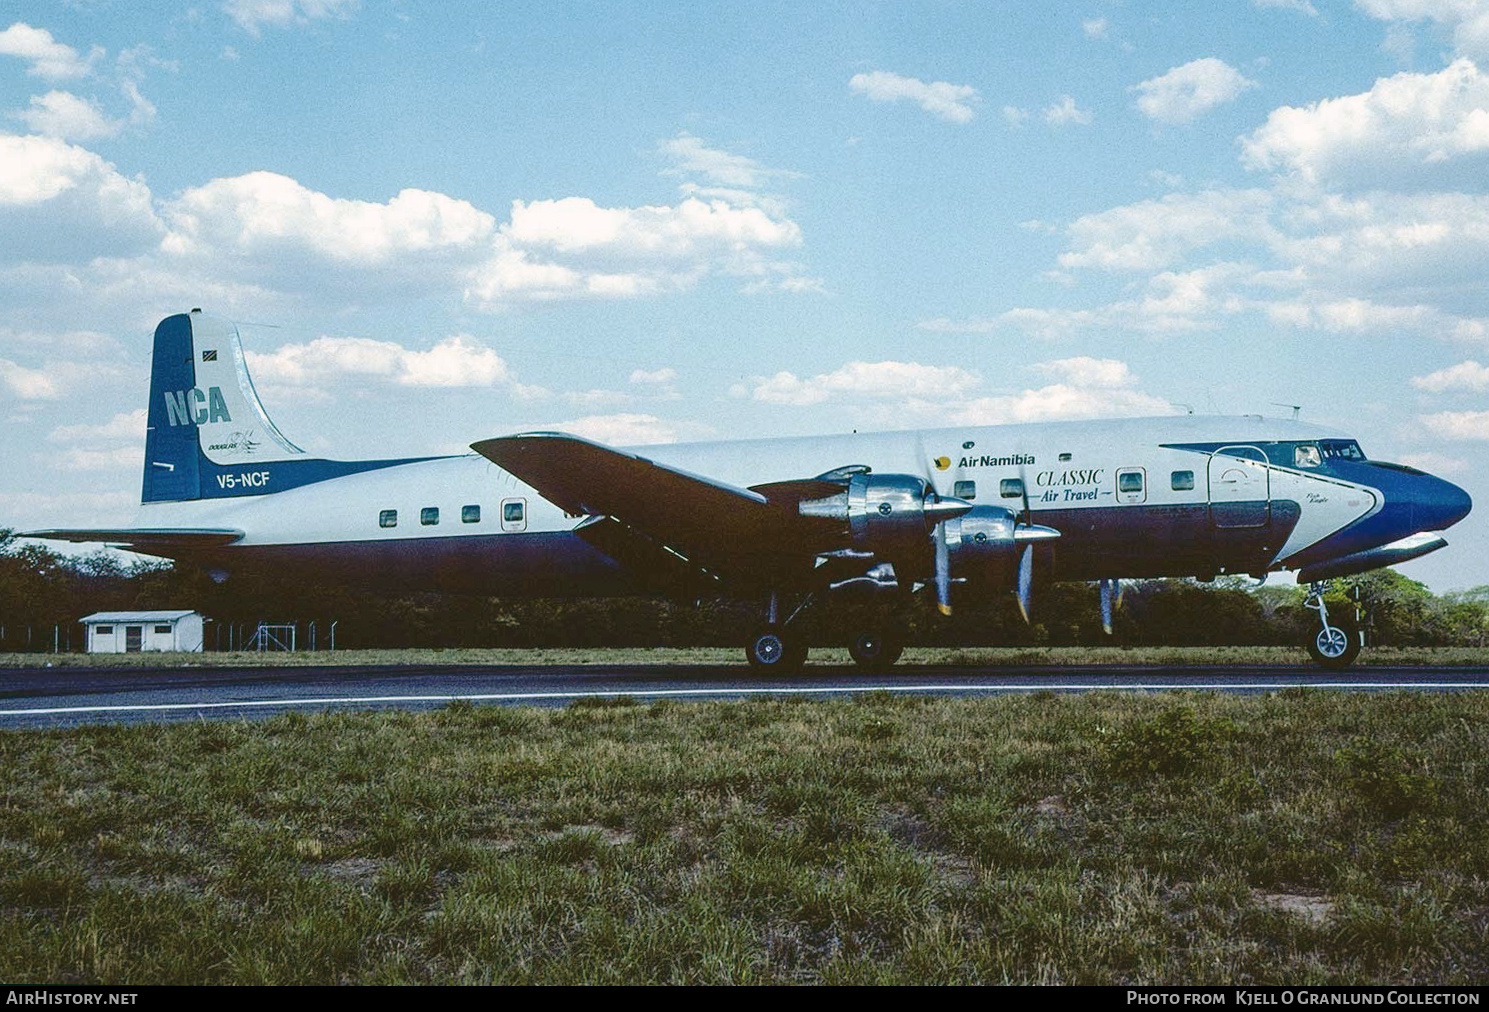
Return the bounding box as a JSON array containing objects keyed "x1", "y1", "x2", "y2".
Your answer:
[{"x1": 2, "y1": 691, "x2": 1487, "y2": 984}]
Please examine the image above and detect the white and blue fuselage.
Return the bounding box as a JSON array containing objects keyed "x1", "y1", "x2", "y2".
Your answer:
[{"x1": 32, "y1": 313, "x2": 1474, "y2": 605}]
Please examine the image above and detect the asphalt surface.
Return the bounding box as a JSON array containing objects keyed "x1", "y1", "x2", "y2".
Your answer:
[{"x1": 2, "y1": 661, "x2": 1488, "y2": 729}]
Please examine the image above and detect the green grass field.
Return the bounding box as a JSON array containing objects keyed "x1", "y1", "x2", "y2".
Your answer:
[{"x1": 2, "y1": 689, "x2": 1487, "y2": 984}]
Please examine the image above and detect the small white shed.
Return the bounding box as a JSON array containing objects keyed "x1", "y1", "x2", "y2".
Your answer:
[{"x1": 81, "y1": 611, "x2": 205, "y2": 653}]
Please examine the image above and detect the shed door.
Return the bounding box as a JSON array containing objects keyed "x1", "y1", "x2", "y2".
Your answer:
[{"x1": 125, "y1": 626, "x2": 143, "y2": 652}]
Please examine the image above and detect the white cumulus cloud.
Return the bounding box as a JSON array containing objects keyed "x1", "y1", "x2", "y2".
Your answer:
[
  {"x1": 1411, "y1": 359, "x2": 1489, "y2": 391},
  {"x1": 1044, "y1": 95, "x2": 1092, "y2": 126},
  {"x1": 12, "y1": 91, "x2": 123, "y2": 140},
  {"x1": 1031, "y1": 357, "x2": 1139, "y2": 388},
  {"x1": 245, "y1": 334, "x2": 536, "y2": 392},
  {"x1": 955, "y1": 358, "x2": 1171, "y2": 425},
  {"x1": 0, "y1": 132, "x2": 162, "y2": 261},
  {"x1": 0, "y1": 357, "x2": 60, "y2": 399},
  {"x1": 544, "y1": 413, "x2": 711, "y2": 446},
  {"x1": 223, "y1": 0, "x2": 360, "y2": 35},
  {"x1": 164, "y1": 172, "x2": 496, "y2": 265},
  {"x1": 0, "y1": 23, "x2": 99, "y2": 81},
  {"x1": 1420, "y1": 408, "x2": 1489, "y2": 439},
  {"x1": 1242, "y1": 59, "x2": 1489, "y2": 187},
  {"x1": 1255, "y1": 0, "x2": 1318, "y2": 16},
  {"x1": 504, "y1": 195, "x2": 799, "y2": 260},
  {"x1": 1058, "y1": 188, "x2": 1276, "y2": 271},
  {"x1": 849, "y1": 71, "x2": 979, "y2": 124},
  {"x1": 1133, "y1": 58, "x2": 1258, "y2": 124},
  {"x1": 748, "y1": 361, "x2": 980, "y2": 407},
  {"x1": 659, "y1": 133, "x2": 798, "y2": 191},
  {"x1": 1358, "y1": 0, "x2": 1489, "y2": 59},
  {"x1": 49, "y1": 408, "x2": 146, "y2": 443}
]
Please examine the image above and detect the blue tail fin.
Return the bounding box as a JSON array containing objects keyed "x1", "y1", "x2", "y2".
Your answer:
[
  {"x1": 144, "y1": 312, "x2": 309, "y2": 502},
  {"x1": 142, "y1": 311, "x2": 435, "y2": 503}
]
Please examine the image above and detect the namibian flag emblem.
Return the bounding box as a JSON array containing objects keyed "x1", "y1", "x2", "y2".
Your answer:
[{"x1": 202, "y1": 350, "x2": 217, "y2": 362}]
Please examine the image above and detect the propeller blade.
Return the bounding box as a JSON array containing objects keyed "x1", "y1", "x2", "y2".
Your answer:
[
  {"x1": 1016, "y1": 543, "x2": 1033, "y2": 623},
  {"x1": 1018, "y1": 463, "x2": 1031, "y2": 528},
  {"x1": 934, "y1": 520, "x2": 951, "y2": 616},
  {"x1": 1100, "y1": 578, "x2": 1116, "y2": 635}
]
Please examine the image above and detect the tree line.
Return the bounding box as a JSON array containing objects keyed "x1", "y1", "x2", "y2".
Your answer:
[{"x1": 2, "y1": 529, "x2": 1485, "y2": 652}]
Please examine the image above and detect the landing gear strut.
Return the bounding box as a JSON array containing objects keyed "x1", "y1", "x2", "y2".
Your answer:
[
  {"x1": 745, "y1": 591, "x2": 813, "y2": 672},
  {"x1": 1303, "y1": 581, "x2": 1361, "y2": 669}
]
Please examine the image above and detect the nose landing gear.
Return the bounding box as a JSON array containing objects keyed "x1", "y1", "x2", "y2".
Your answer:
[{"x1": 1304, "y1": 581, "x2": 1361, "y2": 669}]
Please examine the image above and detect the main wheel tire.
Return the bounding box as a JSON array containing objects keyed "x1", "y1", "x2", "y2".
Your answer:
[
  {"x1": 1306, "y1": 612, "x2": 1361, "y2": 669},
  {"x1": 746, "y1": 625, "x2": 806, "y2": 672},
  {"x1": 848, "y1": 627, "x2": 904, "y2": 670}
]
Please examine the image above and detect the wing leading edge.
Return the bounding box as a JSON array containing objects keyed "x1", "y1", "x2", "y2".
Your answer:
[{"x1": 471, "y1": 431, "x2": 831, "y2": 586}]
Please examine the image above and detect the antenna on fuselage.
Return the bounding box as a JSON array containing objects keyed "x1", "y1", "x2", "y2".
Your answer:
[{"x1": 1272, "y1": 402, "x2": 1302, "y2": 421}]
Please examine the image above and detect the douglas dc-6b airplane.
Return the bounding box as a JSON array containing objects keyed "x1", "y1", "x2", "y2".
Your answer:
[{"x1": 27, "y1": 311, "x2": 1474, "y2": 669}]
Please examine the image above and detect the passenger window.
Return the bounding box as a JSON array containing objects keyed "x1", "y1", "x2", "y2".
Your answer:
[
  {"x1": 421, "y1": 507, "x2": 439, "y2": 526},
  {"x1": 1171, "y1": 470, "x2": 1195, "y2": 491},
  {"x1": 1294, "y1": 444, "x2": 1321, "y2": 468},
  {"x1": 379, "y1": 509, "x2": 397, "y2": 528},
  {"x1": 461, "y1": 504, "x2": 481, "y2": 524},
  {"x1": 999, "y1": 478, "x2": 1024, "y2": 499},
  {"x1": 501, "y1": 497, "x2": 528, "y2": 532},
  {"x1": 1116, "y1": 467, "x2": 1147, "y2": 504},
  {"x1": 953, "y1": 480, "x2": 977, "y2": 500}
]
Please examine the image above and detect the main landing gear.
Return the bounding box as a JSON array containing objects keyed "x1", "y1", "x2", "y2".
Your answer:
[
  {"x1": 745, "y1": 591, "x2": 813, "y2": 672},
  {"x1": 744, "y1": 590, "x2": 908, "y2": 672},
  {"x1": 1303, "y1": 581, "x2": 1361, "y2": 670}
]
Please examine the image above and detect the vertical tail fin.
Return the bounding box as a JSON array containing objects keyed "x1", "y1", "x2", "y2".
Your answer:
[{"x1": 142, "y1": 310, "x2": 308, "y2": 503}]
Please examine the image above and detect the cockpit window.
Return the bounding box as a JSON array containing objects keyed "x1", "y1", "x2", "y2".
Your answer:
[
  {"x1": 1320, "y1": 439, "x2": 1366, "y2": 461},
  {"x1": 1294, "y1": 444, "x2": 1321, "y2": 468}
]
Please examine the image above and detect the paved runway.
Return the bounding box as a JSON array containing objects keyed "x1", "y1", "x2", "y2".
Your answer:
[{"x1": 3, "y1": 662, "x2": 1488, "y2": 729}]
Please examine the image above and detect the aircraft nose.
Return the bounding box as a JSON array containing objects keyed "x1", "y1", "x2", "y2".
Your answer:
[{"x1": 1424, "y1": 476, "x2": 1472, "y2": 531}]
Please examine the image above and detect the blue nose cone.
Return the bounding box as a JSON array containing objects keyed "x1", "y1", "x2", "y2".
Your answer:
[{"x1": 1421, "y1": 474, "x2": 1472, "y2": 532}]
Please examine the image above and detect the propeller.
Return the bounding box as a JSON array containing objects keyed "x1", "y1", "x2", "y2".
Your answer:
[
  {"x1": 1098, "y1": 578, "x2": 1123, "y2": 635},
  {"x1": 913, "y1": 436, "x2": 1060, "y2": 621},
  {"x1": 933, "y1": 521, "x2": 951, "y2": 616},
  {"x1": 1016, "y1": 540, "x2": 1034, "y2": 623},
  {"x1": 919, "y1": 434, "x2": 965, "y2": 616}
]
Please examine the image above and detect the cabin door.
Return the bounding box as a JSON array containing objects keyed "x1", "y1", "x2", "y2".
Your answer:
[{"x1": 1208, "y1": 446, "x2": 1271, "y2": 529}]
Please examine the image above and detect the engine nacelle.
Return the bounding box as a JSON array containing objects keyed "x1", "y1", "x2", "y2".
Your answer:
[
  {"x1": 942, "y1": 505, "x2": 1022, "y2": 590},
  {"x1": 800, "y1": 473, "x2": 971, "y2": 556},
  {"x1": 846, "y1": 473, "x2": 936, "y2": 554}
]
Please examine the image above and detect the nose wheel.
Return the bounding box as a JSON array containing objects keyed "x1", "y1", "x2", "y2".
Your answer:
[{"x1": 1304, "y1": 582, "x2": 1361, "y2": 669}]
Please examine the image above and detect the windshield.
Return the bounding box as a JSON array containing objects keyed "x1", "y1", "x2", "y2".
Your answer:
[{"x1": 1319, "y1": 439, "x2": 1366, "y2": 462}]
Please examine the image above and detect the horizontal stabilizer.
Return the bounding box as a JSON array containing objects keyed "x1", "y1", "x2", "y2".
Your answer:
[{"x1": 23, "y1": 528, "x2": 245, "y2": 551}]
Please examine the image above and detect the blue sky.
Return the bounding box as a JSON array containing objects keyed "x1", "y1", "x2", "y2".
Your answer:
[{"x1": 3, "y1": 0, "x2": 1488, "y2": 591}]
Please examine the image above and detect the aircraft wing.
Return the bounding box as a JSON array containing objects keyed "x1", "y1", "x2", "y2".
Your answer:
[
  {"x1": 21, "y1": 528, "x2": 245, "y2": 553},
  {"x1": 472, "y1": 432, "x2": 828, "y2": 585}
]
